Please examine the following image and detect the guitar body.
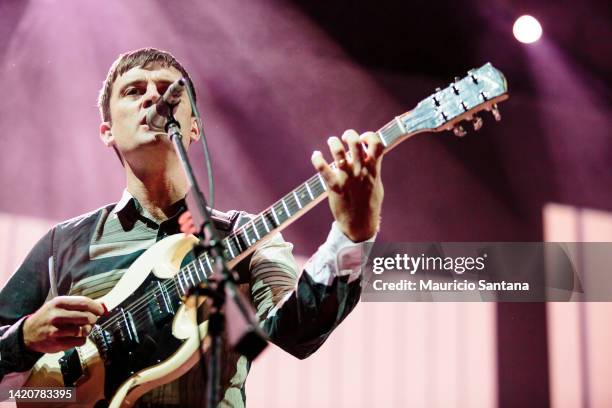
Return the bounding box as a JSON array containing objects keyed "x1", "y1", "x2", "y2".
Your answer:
[{"x1": 22, "y1": 234, "x2": 211, "y2": 408}]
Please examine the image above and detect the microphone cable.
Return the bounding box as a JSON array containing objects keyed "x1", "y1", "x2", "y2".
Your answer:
[{"x1": 185, "y1": 80, "x2": 215, "y2": 209}]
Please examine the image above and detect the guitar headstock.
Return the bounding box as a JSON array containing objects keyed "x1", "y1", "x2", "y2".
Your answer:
[{"x1": 401, "y1": 63, "x2": 509, "y2": 137}]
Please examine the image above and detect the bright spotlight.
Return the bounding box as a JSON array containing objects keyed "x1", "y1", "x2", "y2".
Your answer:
[{"x1": 513, "y1": 15, "x2": 542, "y2": 44}]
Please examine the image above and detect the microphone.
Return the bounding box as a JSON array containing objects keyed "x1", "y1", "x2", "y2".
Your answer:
[{"x1": 146, "y1": 78, "x2": 186, "y2": 130}]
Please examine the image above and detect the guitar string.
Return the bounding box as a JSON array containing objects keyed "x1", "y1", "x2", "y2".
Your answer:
[
  {"x1": 79, "y1": 119, "x2": 406, "y2": 354},
  {"x1": 79, "y1": 113, "x2": 435, "y2": 357},
  {"x1": 84, "y1": 175, "x2": 328, "y2": 338},
  {"x1": 81, "y1": 118, "x2": 405, "y2": 341},
  {"x1": 78, "y1": 198, "x2": 302, "y2": 359},
  {"x1": 81, "y1": 193, "x2": 308, "y2": 350}
]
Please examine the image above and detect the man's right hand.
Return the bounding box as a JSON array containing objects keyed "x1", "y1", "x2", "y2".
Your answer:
[{"x1": 22, "y1": 296, "x2": 104, "y2": 353}]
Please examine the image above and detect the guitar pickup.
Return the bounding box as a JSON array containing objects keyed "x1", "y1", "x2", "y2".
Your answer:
[
  {"x1": 116, "y1": 308, "x2": 139, "y2": 345},
  {"x1": 155, "y1": 281, "x2": 174, "y2": 315},
  {"x1": 147, "y1": 281, "x2": 176, "y2": 327}
]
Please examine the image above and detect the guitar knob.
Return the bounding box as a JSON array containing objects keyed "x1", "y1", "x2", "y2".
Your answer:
[
  {"x1": 453, "y1": 125, "x2": 467, "y2": 137},
  {"x1": 472, "y1": 115, "x2": 483, "y2": 131},
  {"x1": 491, "y1": 104, "x2": 501, "y2": 121}
]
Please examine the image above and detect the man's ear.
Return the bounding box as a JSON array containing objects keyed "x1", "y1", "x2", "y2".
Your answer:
[
  {"x1": 99, "y1": 122, "x2": 115, "y2": 146},
  {"x1": 189, "y1": 117, "x2": 201, "y2": 142}
]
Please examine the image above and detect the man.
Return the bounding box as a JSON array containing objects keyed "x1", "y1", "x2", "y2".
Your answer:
[{"x1": 0, "y1": 48, "x2": 383, "y2": 407}]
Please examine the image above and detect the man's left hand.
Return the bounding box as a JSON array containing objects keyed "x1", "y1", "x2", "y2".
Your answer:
[{"x1": 311, "y1": 129, "x2": 384, "y2": 242}]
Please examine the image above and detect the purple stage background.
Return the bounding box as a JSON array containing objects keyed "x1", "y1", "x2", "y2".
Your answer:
[
  {"x1": 1, "y1": 0, "x2": 611, "y2": 407},
  {"x1": 1, "y1": 0, "x2": 609, "y2": 254}
]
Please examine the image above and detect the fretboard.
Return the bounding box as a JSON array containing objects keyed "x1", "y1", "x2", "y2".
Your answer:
[{"x1": 170, "y1": 113, "x2": 428, "y2": 296}]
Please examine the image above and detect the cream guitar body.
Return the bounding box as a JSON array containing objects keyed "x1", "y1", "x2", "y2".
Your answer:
[{"x1": 23, "y1": 234, "x2": 213, "y2": 408}]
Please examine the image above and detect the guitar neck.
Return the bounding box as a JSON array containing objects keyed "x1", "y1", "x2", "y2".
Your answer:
[
  {"x1": 173, "y1": 62, "x2": 509, "y2": 293},
  {"x1": 218, "y1": 113, "x2": 431, "y2": 259},
  {"x1": 169, "y1": 114, "x2": 425, "y2": 296}
]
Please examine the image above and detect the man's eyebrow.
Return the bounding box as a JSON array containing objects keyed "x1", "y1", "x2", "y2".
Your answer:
[{"x1": 117, "y1": 78, "x2": 174, "y2": 94}]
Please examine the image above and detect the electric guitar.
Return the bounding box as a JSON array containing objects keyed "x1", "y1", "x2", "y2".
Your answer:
[{"x1": 22, "y1": 63, "x2": 509, "y2": 407}]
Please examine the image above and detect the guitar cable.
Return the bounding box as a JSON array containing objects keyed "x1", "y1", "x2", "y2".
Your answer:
[{"x1": 186, "y1": 79, "x2": 215, "y2": 209}]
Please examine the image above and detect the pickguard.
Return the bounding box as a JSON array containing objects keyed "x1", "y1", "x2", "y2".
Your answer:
[{"x1": 89, "y1": 274, "x2": 185, "y2": 400}]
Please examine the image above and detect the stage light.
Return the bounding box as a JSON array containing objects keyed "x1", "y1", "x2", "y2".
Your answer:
[{"x1": 513, "y1": 15, "x2": 542, "y2": 44}]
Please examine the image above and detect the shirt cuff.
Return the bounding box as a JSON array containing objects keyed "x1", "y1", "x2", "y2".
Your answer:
[
  {"x1": 0, "y1": 316, "x2": 42, "y2": 374},
  {"x1": 304, "y1": 222, "x2": 377, "y2": 285}
]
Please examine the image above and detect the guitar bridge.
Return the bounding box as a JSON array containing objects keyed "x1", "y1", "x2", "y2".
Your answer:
[{"x1": 91, "y1": 324, "x2": 113, "y2": 362}]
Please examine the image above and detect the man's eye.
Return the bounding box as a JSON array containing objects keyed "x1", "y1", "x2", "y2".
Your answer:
[{"x1": 124, "y1": 87, "x2": 141, "y2": 96}]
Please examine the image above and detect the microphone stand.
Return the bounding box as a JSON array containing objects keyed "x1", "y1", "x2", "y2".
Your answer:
[{"x1": 163, "y1": 90, "x2": 268, "y2": 407}]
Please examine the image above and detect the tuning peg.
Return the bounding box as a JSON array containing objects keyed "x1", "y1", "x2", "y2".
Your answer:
[
  {"x1": 454, "y1": 76, "x2": 461, "y2": 82},
  {"x1": 491, "y1": 103, "x2": 501, "y2": 121},
  {"x1": 472, "y1": 115, "x2": 483, "y2": 131},
  {"x1": 435, "y1": 87, "x2": 441, "y2": 93},
  {"x1": 453, "y1": 125, "x2": 467, "y2": 137}
]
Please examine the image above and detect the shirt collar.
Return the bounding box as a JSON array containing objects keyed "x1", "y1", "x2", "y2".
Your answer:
[
  {"x1": 112, "y1": 189, "x2": 135, "y2": 215},
  {"x1": 112, "y1": 188, "x2": 188, "y2": 228}
]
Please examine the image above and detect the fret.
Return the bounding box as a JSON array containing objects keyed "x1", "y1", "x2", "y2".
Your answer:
[
  {"x1": 204, "y1": 253, "x2": 212, "y2": 273},
  {"x1": 187, "y1": 266, "x2": 196, "y2": 286},
  {"x1": 281, "y1": 198, "x2": 290, "y2": 217},
  {"x1": 251, "y1": 220, "x2": 261, "y2": 240},
  {"x1": 182, "y1": 270, "x2": 191, "y2": 290},
  {"x1": 308, "y1": 176, "x2": 322, "y2": 196},
  {"x1": 377, "y1": 130, "x2": 388, "y2": 147},
  {"x1": 197, "y1": 261, "x2": 204, "y2": 280},
  {"x1": 299, "y1": 188, "x2": 309, "y2": 204},
  {"x1": 176, "y1": 274, "x2": 185, "y2": 295},
  {"x1": 317, "y1": 173, "x2": 327, "y2": 191},
  {"x1": 381, "y1": 123, "x2": 397, "y2": 144},
  {"x1": 233, "y1": 234, "x2": 243, "y2": 252},
  {"x1": 198, "y1": 261, "x2": 205, "y2": 280},
  {"x1": 184, "y1": 267, "x2": 190, "y2": 286},
  {"x1": 197, "y1": 257, "x2": 208, "y2": 279},
  {"x1": 241, "y1": 229, "x2": 252, "y2": 249},
  {"x1": 305, "y1": 181, "x2": 314, "y2": 200},
  {"x1": 245, "y1": 226, "x2": 256, "y2": 245},
  {"x1": 243, "y1": 227, "x2": 251, "y2": 247},
  {"x1": 270, "y1": 207, "x2": 280, "y2": 226},
  {"x1": 394, "y1": 116, "x2": 406, "y2": 135},
  {"x1": 226, "y1": 239, "x2": 236, "y2": 259},
  {"x1": 292, "y1": 191, "x2": 302, "y2": 209},
  {"x1": 189, "y1": 263, "x2": 198, "y2": 282},
  {"x1": 260, "y1": 214, "x2": 270, "y2": 233},
  {"x1": 182, "y1": 269, "x2": 189, "y2": 287}
]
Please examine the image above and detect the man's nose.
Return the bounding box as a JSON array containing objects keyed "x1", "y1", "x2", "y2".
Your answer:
[{"x1": 142, "y1": 85, "x2": 161, "y2": 109}]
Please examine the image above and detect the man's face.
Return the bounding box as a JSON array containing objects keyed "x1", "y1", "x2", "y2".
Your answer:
[{"x1": 100, "y1": 62, "x2": 198, "y2": 163}]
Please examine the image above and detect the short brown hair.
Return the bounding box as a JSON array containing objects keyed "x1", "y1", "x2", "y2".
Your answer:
[{"x1": 97, "y1": 47, "x2": 196, "y2": 123}]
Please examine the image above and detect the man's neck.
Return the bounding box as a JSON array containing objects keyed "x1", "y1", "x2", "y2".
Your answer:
[{"x1": 124, "y1": 160, "x2": 188, "y2": 222}]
